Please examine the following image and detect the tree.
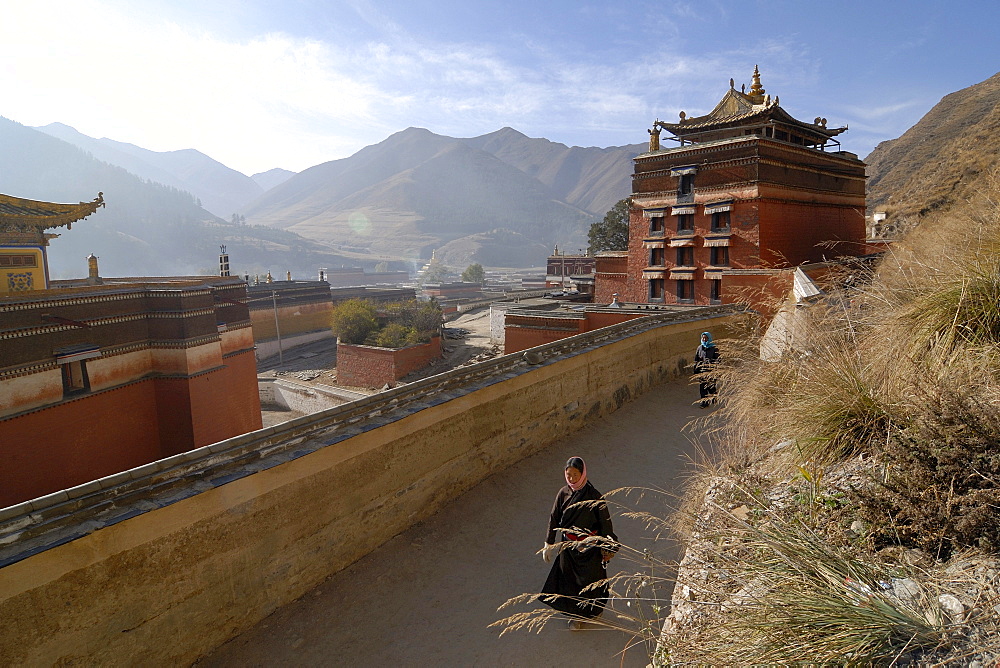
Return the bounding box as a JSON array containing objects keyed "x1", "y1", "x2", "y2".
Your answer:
[
  {"x1": 588, "y1": 197, "x2": 631, "y2": 253},
  {"x1": 331, "y1": 299, "x2": 378, "y2": 344},
  {"x1": 461, "y1": 263, "x2": 485, "y2": 284},
  {"x1": 374, "y1": 261, "x2": 390, "y2": 273}
]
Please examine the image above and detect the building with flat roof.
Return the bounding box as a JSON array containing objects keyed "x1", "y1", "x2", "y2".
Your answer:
[{"x1": 0, "y1": 192, "x2": 261, "y2": 507}]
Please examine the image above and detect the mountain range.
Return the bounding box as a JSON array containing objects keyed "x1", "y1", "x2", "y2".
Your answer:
[
  {"x1": 242, "y1": 127, "x2": 643, "y2": 268},
  {"x1": 0, "y1": 116, "x2": 350, "y2": 278},
  {"x1": 24, "y1": 120, "x2": 645, "y2": 272},
  {"x1": 34, "y1": 122, "x2": 294, "y2": 219},
  {"x1": 7, "y1": 67, "x2": 999, "y2": 280}
]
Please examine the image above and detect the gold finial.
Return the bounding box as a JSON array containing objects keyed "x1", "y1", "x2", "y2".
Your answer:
[{"x1": 748, "y1": 64, "x2": 765, "y2": 103}]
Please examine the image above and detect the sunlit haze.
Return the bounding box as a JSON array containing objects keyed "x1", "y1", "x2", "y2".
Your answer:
[{"x1": 3, "y1": 0, "x2": 997, "y2": 175}]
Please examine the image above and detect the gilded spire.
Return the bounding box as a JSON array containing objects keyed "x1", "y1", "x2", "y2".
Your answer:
[{"x1": 748, "y1": 64, "x2": 766, "y2": 103}]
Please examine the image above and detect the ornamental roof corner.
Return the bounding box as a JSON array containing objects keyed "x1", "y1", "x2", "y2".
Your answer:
[{"x1": 0, "y1": 192, "x2": 105, "y2": 233}]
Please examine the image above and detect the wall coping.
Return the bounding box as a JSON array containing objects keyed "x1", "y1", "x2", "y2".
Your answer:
[{"x1": 0, "y1": 304, "x2": 744, "y2": 569}]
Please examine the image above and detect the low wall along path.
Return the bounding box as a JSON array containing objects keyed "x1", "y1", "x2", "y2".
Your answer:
[{"x1": 0, "y1": 306, "x2": 743, "y2": 665}]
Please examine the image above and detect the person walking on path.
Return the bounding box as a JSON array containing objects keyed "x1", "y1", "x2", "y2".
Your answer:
[
  {"x1": 694, "y1": 331, "x2": 720, "y2": 408},
  {"x1": 539, "y1": 457, "x2": 618, "y2": 630}
]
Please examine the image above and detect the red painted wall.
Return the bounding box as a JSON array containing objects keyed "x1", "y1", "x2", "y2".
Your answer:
[
  {"x1": 504, "y1": 311, "x2": 648, "y2": 354},
  {"x1": 0, "y1": 382, "x2": 162, "y2": 507},
  {"x1": 0, "y1": 353, "x2": 263, "y2": 507}
]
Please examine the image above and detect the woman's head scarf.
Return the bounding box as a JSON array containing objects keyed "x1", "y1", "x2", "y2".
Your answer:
[
  {"x1": 565, "y1": 456, "x2": 588, "y2": 491},
  {"x1": 700, "y1": 331, "x2": 715, "y2": 348}
]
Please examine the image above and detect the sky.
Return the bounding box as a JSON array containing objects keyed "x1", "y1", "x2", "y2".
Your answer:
[{"x1": 2, "y1": 0, "x2": 997, "y2": 176}]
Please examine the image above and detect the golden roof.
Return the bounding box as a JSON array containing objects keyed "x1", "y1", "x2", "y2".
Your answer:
[
  {"x1": 656, "y1": 66, "x2": 846, "y2": 141},
  {"x1": 0, "y1": 192, "x2": 104, "y2": 232}
]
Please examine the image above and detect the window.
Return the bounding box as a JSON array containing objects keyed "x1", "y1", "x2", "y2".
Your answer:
[
  {"x1": 775, "y1": 129, "x2": 788, "y2": 141},
  {"x1": 711, "y1": 280, "x2": 722, "y2": 303},
  {"x1": 649, "y1": 279, "x2": 664, "y2": 301},
  {"x1": 676, "y1": 214, "x2": 694, "y2": 233},
  {"x1": 711, "y1": 210, "x2": 731, "y2": 231},
  {"x1": 0, "y1": 254, "x2": 38, "y2": 267},
  {"x1": 710, "y1": 246, "x2": 730, "y2": 266},
  {"x1": 676, "y1": 247, "x2": 694, "y2": 266},
  {"x1": 676, "y1": 280, "x2": 693, "y2": 302},
  {"x1": 648, "y1": 215, "x2": 664, "y2": 235},
  {"x1": 678, "y1": 173, "x2": 693, "y2": 195},
  {"x1": 61, "y1": 360, "x2": 90, "y2": 396},
  {"x1": 650, "y1": 248, "x2": 665, "y2": 266}
]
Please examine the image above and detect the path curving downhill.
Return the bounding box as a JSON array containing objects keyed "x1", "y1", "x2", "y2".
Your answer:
[{"x1": 200, "y1": 379, "x2": 716, "y2": 667}]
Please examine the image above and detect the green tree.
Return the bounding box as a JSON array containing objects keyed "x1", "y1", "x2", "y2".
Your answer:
[
  {"x1": 461, "y1": 263, "x2": 486, "y2": 284},
  {"x1": 331, "y1": 299, "x2": 378, "y2": 344},
  {"x1": 588, "y1": 197, "x2": 631, "y2": 253}
]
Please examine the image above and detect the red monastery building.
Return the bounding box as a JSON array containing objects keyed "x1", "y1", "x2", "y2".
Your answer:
[
  {"x1": 600, "y1": 67, "x2": 867, "y2": 307},
  {"x1": 0, "y1": 193, "x2": 261, "y2": 507}
]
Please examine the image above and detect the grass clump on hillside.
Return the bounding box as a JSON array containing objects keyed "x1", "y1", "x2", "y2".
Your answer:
[{"x1": 661, "y1": 179, "x2": 1000, "y2": 662}]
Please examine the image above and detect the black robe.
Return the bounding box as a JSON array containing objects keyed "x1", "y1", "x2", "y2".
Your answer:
[
  {"x1": 540, "y1": 481, "x2": 618, "y2": 618},
  {"x1": 694, "y1": 344, "x2": 720, "y2": 399}
]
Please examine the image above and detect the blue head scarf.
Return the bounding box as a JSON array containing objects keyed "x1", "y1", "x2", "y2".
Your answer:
[{"x1": 700, "y1": 332, "x2": 715, "y2": 349}]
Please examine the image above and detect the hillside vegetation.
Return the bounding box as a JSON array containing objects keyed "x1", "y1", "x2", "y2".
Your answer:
[
  {"x1": 657, "y1": 175, "x2": 1000, "y2": 663},
  {"x1": 866, "y1": 71, "x2": 1000, "y2": 229}
]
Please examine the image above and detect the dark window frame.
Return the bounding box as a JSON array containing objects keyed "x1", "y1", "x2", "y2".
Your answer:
[
  {"x1": 649, "y1": 278, "x2": 664, "y2": 302},
  {"x1": 676, "y1": 247, "x2": 694, "y2": 267},
  {"x1": 676, "y1": 280, "x2": 693, "y2": 303},
  {"x1": 61, "y1": 359, "x2": 91, "y2": 396},
  {"x1": 676, "y1": 213, "x2": 694, "y2": 233},
  {"x1": 711, "y1": 210, "x2": 731, "y2": 232},
  {"x1": 710, "y1": 279, "x2": 722, "y2": 303},
  {"x1": 648, "y1": 215, "x2": 665, "y2": 235},
  {"x1": 710, "y1": 246, "x2": 730, "y2": 266}
]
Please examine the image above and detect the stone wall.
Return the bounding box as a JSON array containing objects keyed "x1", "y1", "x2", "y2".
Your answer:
[{"x1": 0, "y1": 307, "x2": 745, "y2": 666}]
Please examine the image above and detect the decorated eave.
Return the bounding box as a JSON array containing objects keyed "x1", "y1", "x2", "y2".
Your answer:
[
  {"x1": 654, "y1": 66, "x2": 846, "y2": 145},
  {"x1": 0, "y1": 192, "x2": 104, "y2": 233}
]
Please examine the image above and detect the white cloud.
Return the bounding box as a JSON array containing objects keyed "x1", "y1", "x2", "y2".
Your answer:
[{"x1": 0, "y1": 0, "x2": 882, "y2": 173}]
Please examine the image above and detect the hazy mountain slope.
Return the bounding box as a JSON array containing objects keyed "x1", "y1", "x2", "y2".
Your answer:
[
  {"x1": 35, "y1": 123, "x2": 263, "y2": 219},
  {"x1": 0, "y1": 117, "x2": 350, "y2": 278},
  {"x1": 461, "y1": 127, "x2": 643, "y2": 216},
  {"x1": 251, "y1": 168, "x2": 295, "y2": 192},
  {"x1": 244, "y1": 127, "x2": 595, "y2": 267},
  {"x1": 865, "y1": 71, "x2": 1000, "y2": 220}
]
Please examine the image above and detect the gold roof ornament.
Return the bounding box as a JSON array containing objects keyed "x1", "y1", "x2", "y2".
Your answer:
[{"x1": 748, "y1": 65, "x2": 766, "y2": 104}]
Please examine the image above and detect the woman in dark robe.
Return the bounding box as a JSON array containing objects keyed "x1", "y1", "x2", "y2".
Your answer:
[
  {"x1": 540, "y1": 456, "x2": 618, "y2": 626},
  {"x1": 693, "y1": 331, "x2": 720, "y2": 408}
]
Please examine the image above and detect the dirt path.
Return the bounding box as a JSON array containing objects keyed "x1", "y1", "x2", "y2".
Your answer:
[{"x1": 201, "y1": 379, "x2": 715, "y2": 667}]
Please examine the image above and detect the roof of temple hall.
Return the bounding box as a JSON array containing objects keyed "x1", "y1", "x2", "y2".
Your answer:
[
  {"x1": 0, "y1": 192, "x2": 105, "y2": 232},
  {"x1": 655, "y1": 66, "x2": 846, "y2": 144}
]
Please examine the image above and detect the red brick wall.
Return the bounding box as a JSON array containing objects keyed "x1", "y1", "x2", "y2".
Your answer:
[
  {"x1": 594, "y1": 255, "x2": 628, "y2": 305},
  {"x1": 757, "y1": 199, "x2": 866, "y2": 267},
  {"x1": 337, "y1": 337, "x2": 442, "y2": 387}
]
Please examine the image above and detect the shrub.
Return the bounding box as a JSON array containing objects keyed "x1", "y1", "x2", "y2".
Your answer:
[
  {"x1": 331, "y1": 299, "x2": 378, "y2": 344},
  {"x1": 374, "y1": 323, "x2": 420, "y2": 348}
]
